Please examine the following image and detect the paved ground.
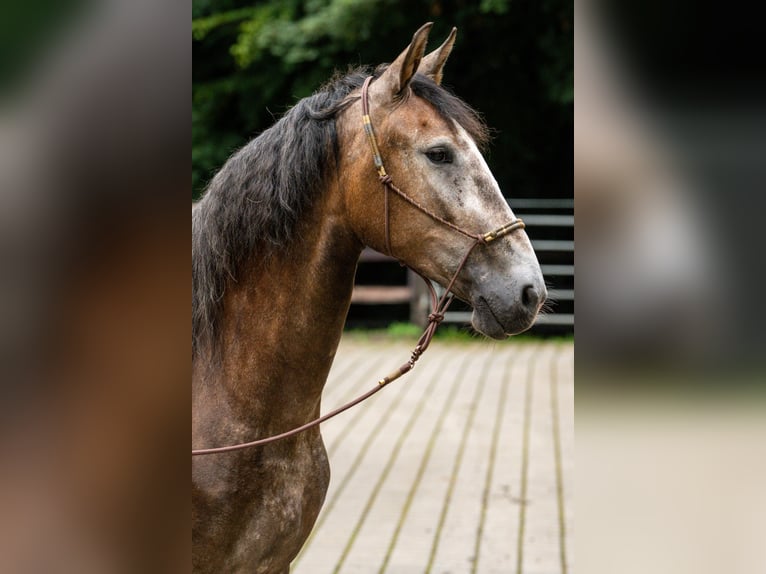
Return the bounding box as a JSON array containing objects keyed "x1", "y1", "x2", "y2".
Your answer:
[{"x1": 292, "y1": 337, "x2": 574, "y2": 574}]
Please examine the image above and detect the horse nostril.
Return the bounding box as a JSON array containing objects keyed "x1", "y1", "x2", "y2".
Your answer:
[{"x1": 522, "y1": 284, "x2": 541, "y2": 309}]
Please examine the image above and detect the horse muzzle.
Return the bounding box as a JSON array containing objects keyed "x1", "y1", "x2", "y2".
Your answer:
[{"x1": 470, "y1": 275, "x2": 547, "y2": 338}]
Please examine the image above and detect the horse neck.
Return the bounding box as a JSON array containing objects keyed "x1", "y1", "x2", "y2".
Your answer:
[{"x1": 196, "y1": 188, "x2": 362, "y2": 433}]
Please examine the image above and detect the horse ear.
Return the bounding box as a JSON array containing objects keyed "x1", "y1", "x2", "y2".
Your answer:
[
  {"x1": 420, "y1": 27, "x2": 457, "y2": 85},
  {"x1": 376, "y1": 22, "x2": 432, "y2": 97}
]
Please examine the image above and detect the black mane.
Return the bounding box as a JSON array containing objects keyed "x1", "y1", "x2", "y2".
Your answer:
[{"x1": 192, "y1": 67, "x2": 489, "y2": 356}]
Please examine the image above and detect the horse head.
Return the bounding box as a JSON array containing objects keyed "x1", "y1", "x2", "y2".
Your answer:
[{"x1": 340, "y1": 23, "x2": 546, "y2": 338}]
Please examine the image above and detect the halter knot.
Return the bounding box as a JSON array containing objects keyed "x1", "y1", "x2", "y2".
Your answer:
[
  {"x1": 428, "y1": 311, "x2": 445, "y2": 325},
  {"x1": 379, "y1": 174, "x2": 393, "y2": 185}
]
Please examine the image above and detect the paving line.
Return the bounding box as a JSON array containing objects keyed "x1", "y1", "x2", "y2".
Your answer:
[
  {"x1": 377, "y1": 350, "x2": 473, "y2": 574},
  {"x1": 424, "y1": 348, "x2": 495, "y2": 574},
  {"x1": 322, "y1": 354, "x2": 364, "y2": 402},
  {"x1": 330, "y1": 348, "x2": 459, "y2": 573},
  {"x1": 472, "y1": 344, "x2": 538, "y2": 574},
  {"x1": 321, "y1": 348, "x2": 387, "y2": 411},
  {"x1": 515, "y1": 350, "x2": 538, "y2": 574},
  {"x1": 291, "y1": 347, "x2": 421, "y2": 570},
  {"x1": 550, "y1": 348, "x2": 569, "y2": 574},
  {"x1": 323, "y1": 353, "x2": 390, "y2": 459}
]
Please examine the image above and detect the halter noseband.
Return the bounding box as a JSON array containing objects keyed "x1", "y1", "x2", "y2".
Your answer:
[{"x1": 191, "y1": 77, "x2": 525, "y2": 456}]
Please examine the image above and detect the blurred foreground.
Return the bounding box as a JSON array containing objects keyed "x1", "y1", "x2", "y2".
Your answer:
[
  {"x1": 1, "y1": 1, "x2": 188, "y2": 572},
  {"x1": 576, "y1": 0, "x2": 765, "y2": 572}
]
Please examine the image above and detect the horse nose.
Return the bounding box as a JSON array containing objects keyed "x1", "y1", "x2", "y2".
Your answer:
[{"x1": 521, "y1": 283, "x2": 545, "y2": 311}]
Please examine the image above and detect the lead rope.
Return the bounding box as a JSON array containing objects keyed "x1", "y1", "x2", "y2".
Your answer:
[{"x1": 191, "y1": 77, "x2": 524, "y2": 456}]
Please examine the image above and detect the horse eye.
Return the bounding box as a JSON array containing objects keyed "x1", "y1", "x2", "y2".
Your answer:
[{"x1": 425, "y1": 148, "x2": 453, "y2": 164}]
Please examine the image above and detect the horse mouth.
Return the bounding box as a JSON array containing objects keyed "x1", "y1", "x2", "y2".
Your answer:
[{"x1": 471, "y1": 296, "x2": 536, "y2": 339}]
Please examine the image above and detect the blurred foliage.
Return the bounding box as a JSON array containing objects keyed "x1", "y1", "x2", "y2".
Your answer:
[{"x1": 192, "y1": 0, "x2": 572, "y2": 199}]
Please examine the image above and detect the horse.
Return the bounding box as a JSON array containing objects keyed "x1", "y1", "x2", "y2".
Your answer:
[{"x1": 192, "y1": 22, "x2": 546, "y2": 574}]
